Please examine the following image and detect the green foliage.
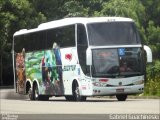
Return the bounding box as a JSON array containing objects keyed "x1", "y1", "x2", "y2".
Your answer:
[
  {"x1": 0, "y1": 0, "x2": 46, "y2": 85},
  {"x1": 146, "y1": 21, "x2": 160, "y2": 59},
  {"x1": 147, "y1": 61, "x2": 160, "y2": 79},
  {"x1": 141, "y1": 0, "x2": 160, "y2": 61},
  {"x1": 63, "y1": 1, "x2": 89, "y2": 17},
  {"x1": 144, "y1": 61, "x2": 160, "y2": 96},
  {"x1": 30, "y1": 0, "x2": 63, "y2": 20},
  {"x1": 96, "y1": 0, "x2": 146, "y2": 42},
  {"x1": 141, "y1": 0, "x2": 160, "y2": 26},
  {"x1": 144, "y1": 78, "x2": 160, "y2": 96}
]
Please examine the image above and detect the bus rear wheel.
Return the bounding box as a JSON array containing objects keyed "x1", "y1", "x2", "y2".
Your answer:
[
  {"x1": 116, "y1": 94, "x2": 127, "y2": 101},
  {"x1": 29, "y1": 88, "x2": 34, "y2": 100},
  {"x1": 32, "y1": 83, "x2": 39, "y2": 100},
  {"x1": 30, "y1": 83, "x2": 49, "y2": 101}
]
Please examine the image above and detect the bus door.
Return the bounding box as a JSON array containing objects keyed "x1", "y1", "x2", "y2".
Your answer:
[{"x1": 77, "y1": 24, "x2": 90, "y2": 76}]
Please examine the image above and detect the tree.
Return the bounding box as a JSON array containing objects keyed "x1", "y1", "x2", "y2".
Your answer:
[
  {"x1": 0, "y1": 0, "x2": 46, "y2": 85},
  {"x1": 29, "y1": 0, "x2": 64, "y2": 21},
  {"x1": 94, "y1": 0, "x2": 146, "y2": 42},
  {"x1": 146, "y1": 21, "x2": 160, "y2": 59},
  {"x1": 0, "y1": 0, "x2": 160, "y2": 86},
  {"x1": 28, "y1": 0, "x2": 107, "y2": 19},
  {"x1": 141, "y1": 0, "x2": 160, "y2": 60},
  {"x1": 141, "y1": 0, "x2": 160, "y2": 27}
]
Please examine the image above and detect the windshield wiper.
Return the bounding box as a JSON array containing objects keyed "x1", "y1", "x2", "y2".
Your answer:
[{"x1": 120, "y1": 72, "x2": 142, "y2": 77}]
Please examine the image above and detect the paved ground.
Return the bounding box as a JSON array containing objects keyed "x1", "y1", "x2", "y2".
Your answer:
[
  {"x1": 1, "y1": 97, "x2": 160, "y2": 114},
  {"x1": 0, "y1": 89, "x2": 160, "y2": 120}
]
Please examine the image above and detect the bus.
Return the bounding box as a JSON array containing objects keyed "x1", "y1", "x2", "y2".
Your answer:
[{"x1": 12, "y1": 17, "x2": 152, "y2": 101}]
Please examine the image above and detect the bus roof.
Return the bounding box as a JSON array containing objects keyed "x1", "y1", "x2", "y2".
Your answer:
[{"x1": 13, "y1": 17, "x2": 134, "y2": 36}]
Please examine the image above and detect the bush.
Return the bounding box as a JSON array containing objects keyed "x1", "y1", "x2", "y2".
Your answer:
[{"x1": 144, "y1": 60, "x2": 160, "y2": 96}]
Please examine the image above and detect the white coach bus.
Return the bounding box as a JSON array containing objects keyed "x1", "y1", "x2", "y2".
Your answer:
[{"x1": 12, "y1": 17, "x2": 152, "y2": 101}]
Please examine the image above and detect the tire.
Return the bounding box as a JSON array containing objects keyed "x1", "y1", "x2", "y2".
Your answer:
[
  {"x1": 29, "y1": 88, "x2": 34, "y2": 100},
  {"x1": 33, "y1": 83, "x2": 39, "y2": 100},
  {"x1": 73, "y1": 81, "x2": 86, "y2": 101},
  {"x1": 39, "y1": 95, "x2": 49, "y2": 101},
  {"x1": 116, "y1": 94, "x2": 127, "y2": 101},
  {"x1": 65, "y1": 96, "x2": 75, "y2": 101},
  {"x1": 31, "y1": 83, "x2": 49, "y2": 101},
  {"x1": 81, "y1": 96, "x2": 87, "y2": 101}
]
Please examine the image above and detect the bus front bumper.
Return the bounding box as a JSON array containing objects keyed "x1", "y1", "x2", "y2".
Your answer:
[{"x1": 91, "y1": 84, "x2": 144, "y2": 96}]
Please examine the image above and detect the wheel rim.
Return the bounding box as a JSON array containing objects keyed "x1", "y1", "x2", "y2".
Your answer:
[
  {"x1": 29, "y1": 88, "x2": 32, "y2": 99},
  {"x1": 75, "y1": 86, "x2": 80, "y2": 99},
  {"x1": 74, "y1": 82, "x2": 81, "y2": 101}
]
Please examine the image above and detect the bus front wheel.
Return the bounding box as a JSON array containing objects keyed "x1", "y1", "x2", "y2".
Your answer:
[
  {"x1": 73, "y1": 81, "x2": 86, "y2": 101},
  {"x1": 116, "y1": 94, "x2": 127, "y2": 101},
  {"x1": 65, "y1": 96, "x2": 75, "y2": 101}
]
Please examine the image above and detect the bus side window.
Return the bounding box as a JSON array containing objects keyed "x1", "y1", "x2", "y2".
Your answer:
[
  {"x1": 36, "y1": 31, "x2": 46, "y2": 50},
  {"x1": 14, "y1": 35, "x2": 23, "y2": 52},
  {"x1": 60, "y1": 25, "x2": 75, "y2": 47},
  {"x1": 24, "y1": 34, "x2": 31, "y2": 51},
  {"x1": 77, "y1": 24, "x2": 89, "y2": 75},
  {"x1": 46, "y1": 29, "x2": 56, "y2": 49},
  {"x1": 28, "y1": 31, "x2": 46, "y2": 51},
  {"x1": 46, "y1": 25, "x2": 75, "y2": 49}
]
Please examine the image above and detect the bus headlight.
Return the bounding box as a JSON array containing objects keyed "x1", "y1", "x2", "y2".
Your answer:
[
  {"x1": 93, "y1": 82, "x2": 105, "y2": 87},
  {"x1": 93, "y1": 82, "x2": 100, "y2": 86},
  {"x1": 133, "y1": 80, "x2": 144, "y2": 85}
]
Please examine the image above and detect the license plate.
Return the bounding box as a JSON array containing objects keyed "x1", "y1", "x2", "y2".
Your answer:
[{"x1": 116, "y1": 88, "x2": 124, "y2": 93}]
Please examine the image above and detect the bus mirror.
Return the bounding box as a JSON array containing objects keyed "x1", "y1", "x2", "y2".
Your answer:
[
  {"x1": 86, "y1": 47, "x2": 92, "y2": 65},
  {"x1": 144, "y1": 45, "x2": 152, "y2": 63}
]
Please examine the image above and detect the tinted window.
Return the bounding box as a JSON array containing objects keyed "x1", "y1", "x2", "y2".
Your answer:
[
  {"x1": 77, "y1": 24, "x2": 89, "y2": 75},
  {"x1": 46, "y1": 25, "x2": 75, "y2": 48},
  {"x1": 60, "y1": 25, "x2": 75, "y2": 47},
  {"x1": 24, "y1": 34, "x2": 31, "y2": 51},
  {"x1": 92, "y1": 48, "x2": 144, "y2": 78},
  {"x1": 14, "y1": 25, "x2": 75, "y2": 52},
  {"x1": 77, "y1": 24, "x2": 88, "y2": 46},
  {"x1": 14, "y1": 35, "x2": 24, "y2": 52},
  {"x1": 14, "y1": 31, "x2": 46, "y2": 52},
  {"x1": 33, "y1": 31, "x2": 46, "y2": 50},
  {"x1": 87, "y1": 22, "x2": 141, "y2": 46},
  {"x1": 92, "y1": 49, "x2": 119, "y2": 77}
]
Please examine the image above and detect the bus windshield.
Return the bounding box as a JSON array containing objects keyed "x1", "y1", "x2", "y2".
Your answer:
[
  {"x1": 92, "y1": 48, "x2": 144, "y2": 78},
  {"x1": 87, "y1": 22, "x2": 141, "y2": 46}
]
